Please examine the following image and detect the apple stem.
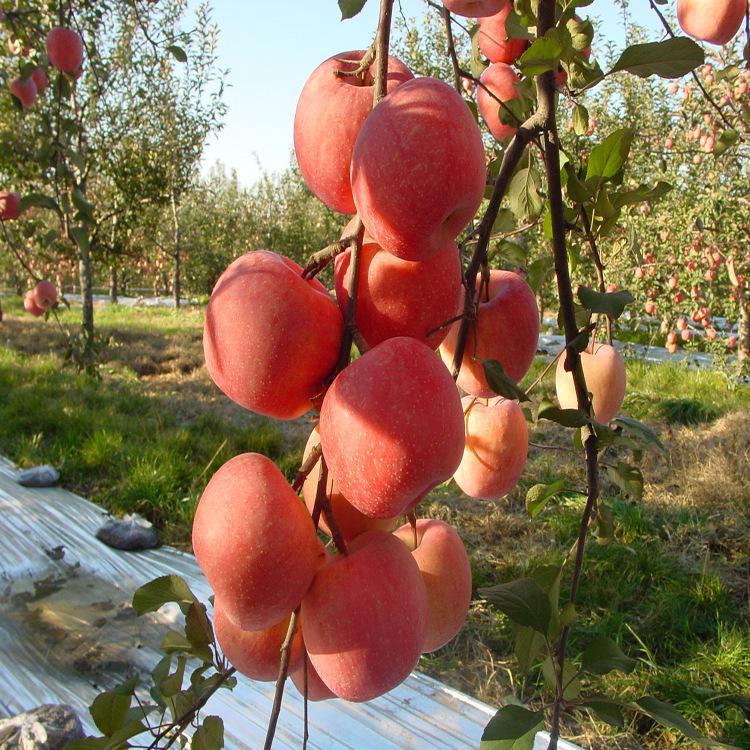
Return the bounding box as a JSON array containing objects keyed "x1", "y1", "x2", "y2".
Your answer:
[
  {"x1": 301, "y1": 224, "x2": 362, "y2": 280},
  {"x1": 292, "y1": 442, "x2": 322, "y2": 493},
  {"x1": 407, "y1": 509, "x2": 418, "y2": 548}
]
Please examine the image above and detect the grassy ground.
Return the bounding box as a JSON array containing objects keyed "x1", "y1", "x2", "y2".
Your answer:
[{"x1": 0, "y1": 295, "x2": 748, "y2": 749}]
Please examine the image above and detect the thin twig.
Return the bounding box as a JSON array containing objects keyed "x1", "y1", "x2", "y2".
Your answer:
[
  {"x1": 579, "y1": 205, "x2": 611, "y2": 344},
  {"x1": 302, "y1": 224, "x2": 362, "y2": 280},
  {"x1": 442, "y1": 6, "x2": 463, "y2": 93},
  {"x1": 263, "y1": 610, "x2": 300, "y2": 750}
]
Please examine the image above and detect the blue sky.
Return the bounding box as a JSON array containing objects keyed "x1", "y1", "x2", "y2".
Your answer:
[{"x1": 193, "y1": 1, "x2": 663, "y2": 187}]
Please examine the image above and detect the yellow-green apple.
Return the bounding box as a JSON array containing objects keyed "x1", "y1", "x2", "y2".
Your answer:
[
  {"x1": 477, "y1": 62, "x2": 520, "y2": 141},
  {"x1": 320, "y1": 336, "x2": 465, "y2": 519},
  {"x1": 555, "y1": 342, "x2": 626, "y2": 424},
  {"x1": 478, "y1": 6, "x2": 528, "y2": 64},
  {"x1": 334, "y1": 233, "x2": 462, "y2": 349},
  {"x1": 46, "y1": 27, "x2": 84, "y2": 72},
  {"x1": 393, "y1": 519, "x2": 472, "y2": 653},
  {"x1": 442, "y1": 0, "x2": 508, "y2": 17},
  {"x1": 203, "y1": 251, "x2": 343, "y2": 419},
  {"x1": 213, "y1": 600, "x2": 304, "y2": 681},
  {"x1": 351, "y1": 77, "x2": 486, "y2": 262},
  {"x1": 0, "y1": 191, "x2": 21, "y2": 220},
  {"x1": 294, "y1": 50, "x2": 412, "y2": 215},
  {"x1": 290, "y1": 655, "x2": 336, "y2": 702},
  {"x1": 32, "y1": 280, "x2": 57, "y2": 309},
  {"x1": 302, "y1": 426, "x2": 399, "y2": 543},
  {"x1": 453, "y1": 396, "x2": 528, "y2": 499},
  {"x1": 300, "y1": 530, "x2": 428, "y2": 702},
  {"x1": 677, "y1": 0, "x2": 747, "y2": 45},
  {"x1": 31, "y1": 68, "x2": 49, "y2": 93},
  {"x1": 9, "y1": 77, "x2": 37, "y2": 108},
  {"x1": 23, "y1": 290, "x2": 44, "y2": 317},
  {"x1": 192, "y1": 452, "x2": 325, "y2": 631},
  {"x1": 440, "y1": 270, "x2": 539, "y2": 395}
]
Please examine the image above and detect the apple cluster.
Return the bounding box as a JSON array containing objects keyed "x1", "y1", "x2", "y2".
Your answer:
[{"x1": 194, "y1": 46, "x2": 547, "y2": 702}]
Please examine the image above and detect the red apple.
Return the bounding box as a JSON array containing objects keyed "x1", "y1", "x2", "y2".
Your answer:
[
  {"x1": 555, "y1": 342, "x2": 626, "y2": 424},
  {"x1": 300, "y1": 530, "x2": 428, "y2": 702},
  {"x1": 32, "y1": 280, "x2": 57, "y2": 309},
  {"x1": 46, "y1": 27, "x2": 84, "y2": 73},
  {"x1": 477, "y1": 63, "x2": 520, "y2": 141},
  {"x1": 440, "y1": 270, "x2": 539, "y2": 395},
  {"x1": 192, "y1": 453, "x2": 326, "y2": 631},
  {"x1": 453, "y1": 396, "x2": 528, "y2": 499},
  {"x1": 294, "y1": 50, "x2": 412, "y2": 215},
  {"x1": 320, "y1": 337, "x2": 465, "y2": 519},
  {"x1": 0, "y1": 191, "x2": 21, "y2": 220},
  {"x1": 677, "y1": 0, "x2": 747, "y2": 45},
  {"x1": 394, "y1": 519, "x2": 472, "y2": 653},
  {"x1": 478, "y1": 6, "x2": 528, "y2": 65},
  {"x1": 290, "y1": 655, "x2": 336, "y2": 702},
  {"x1": 203, "y1": 251, "x2": 343, "y2": 420},
  {"x1": 351, "y1": 77, "x2": 486, "y2": 262},
  {"x1": 23, "y1": 290, "x2": 44, "y2": 317},
  {"x1": 9, "y1": 77, "x2": 37, "y2": 109},
  {"x1": 442, "y1": 0, "x2": 509, "y2": 17},
  {"x1": 31, "y1": 68, "x2": 49, "y2": 92}
]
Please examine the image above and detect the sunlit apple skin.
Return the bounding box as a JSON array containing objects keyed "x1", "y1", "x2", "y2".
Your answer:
[
  {"x1": 394, "y1": 519, "x2": 472, "y2": 653},
  {"x1": 300, "y1": 530, "x2": 428, "y2": 702},
  {"x1": 477, "y1": 62, "x2": 520, "y2": 141},
  {"x1": 442, "y1": 0, "x2": 508, "y2": 17},
  {"x1": 294, "y1": 50, "x2": 412, "y2": 215},
  {"x1": 677, "y1": 0, "x2": 747, "y2": 45},
  {"x1": 0, "y1": 191, "x2": 21, "y2": 220},
  {"x1": 334, "y1": 237, "x2": 462, "y2": 349},
  {"x1": 203, "y1": 251, "x2": 343, "y2": 420},
  {"x1": 351, "y1": 77, "x2": 486, "y2": 262},
  {"x1": 9, "y1": 77, "x2": 37, "y2": 108},
  {"x1": 290, "y1": 655, "x2": 336, "y2": 701},
  {"x1": 440, "y1": 270, "x2": 539, "y2": 395},
  {"x1": 23, "y1": 291, "x2": 45, "y2": 317},
  {"x1": 46, "y1": 27, "x2": 84, "y2": 73},
  {"x1": 555, "y1": 342, "x2": 626, "y2": 424},
  {"x1": 301, "y1": 427, "x2": 399, "y2": 543},
  {"x1": 31, "y1": 68, "x2": 49, "y2": 92},
  {"x1": 478, "y1": 6, "x2": 528, "y2": 64},
  {"x1": 320, "y1": 337, "x2": 465, "y2": 519},
  {"x1": 453, "y1": 396, "x2": 528, "y2": 499},
  {"x1": 32, "y1": 280, "x2": 57, "y2": 309},
  {"x1": 192, "y1": 453, "x2": 326, "y2": 631},
  {"x1": 213, "y1": 600, "x2": 304, "y2": 682}
]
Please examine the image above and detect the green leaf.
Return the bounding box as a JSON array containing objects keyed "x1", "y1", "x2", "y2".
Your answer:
[
  {"x1": 586, "y1": 128, "x2": 634, "y2": 181},
  {"x1": 470, "y1": 23, "x2": 488, "y2": 79},
  {"x1": 595, "y1": 503, "x2": 615, "y2": 544},
  {"x1": 482, "y1": 360, "x2": 530, "y2": 402},
  {"x1": 525, "y1": 479, "x2": 566, "y2": 518},
  {"x1": 192, "y1": 716, "x2": 224, "y2": 750},
  {"x1": 611, "y1": 181, "x2": 672, "y2": 208},
  {"x1": 89, "y1": 676, "x2": 137, "y2": 736},
  {"x1": 573, "y1": 103, "x2": 589, "y2": 136},
  {"x1": 526, "y1": 256, "x2": 553, "y2": 294},
  {"x1": 537, "y1": 399, "x2": 588, "y2": 427},
  {"x1": 582, "y1": 636, "x2": 637, "y2": 675},
  {"x1": 611, "y1": 37, "x2": 704, "y2": 79},
  {"x1": 612, "y1": 415, "x2": 666, "y2": 453},
  {"x1": 606, "y1": 461, "x2": 644, "y2": 500},
  {"x1": 161, "y1": 629, "x2": 194, "y2": 654},
  {"x1": 714, "y1": 128, "x2": 740, "y2": 156},
  {"x1": 167, "y1": 45, "x2": 188, "y2": 63},
  {"x1": 508, "y1": 166, "x2": 544, "y2": 222},
  {"x1": 513, "y1": 625, "x2": 545, "y2": 674},
  {"x1": 160, "y1": 655, "x2": 187, "y2": 698},
  {"x1": 185, "y1": 602, "x2": 214, "y2": 662},
  {"x1": 632, "y1": 696, "x2": 740, "y2": 749},
  {"x1": 581, "y1": 697, "x2": 625, "y2": 728},
  {"x1": 339, "y1": 0, "x2": 367, "y2": 20},
  {"x1": 480, "y1": 705, "x2": 544, "y2": 750},
  {"x1": 18, "y1": 193, "x2": 61, "y2": 215},
  {"x1": 578, "y1": 286, "x2": 634, "y2": 319},
  {"x1": 479, "y1": 577, "x2": 551, "y2": 633},
  {"x1": 542, "y1": 656, "x2": 580, "y2": 699},
  {"x1": 70, "y1": 226, "x2": 90, "y2": 254},
  {"x1": 133, "y1": 575, "x2": 196, "y2": 615},
  {"x1": 72, "y1": 188, "x2": 95, "y2": 222},
  {"x1": 519, "y1": 34, "x2": 564, "y2": 76}
]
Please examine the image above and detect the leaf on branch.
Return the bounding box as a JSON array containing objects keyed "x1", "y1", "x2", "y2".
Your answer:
[
  {"x1": 581, "y1": 636, "x2": 637, "y2": 675},
  {"x1": 526, "y1": 256, "x2": 554, "y2": 294},
  {"x1": 581, "y1": 697, "x2": 625, "y2": 728},
  {"x1": 578, "y1": 286, "x2": 634, "y2": 319},
  {"x1": 480, "y1": 705, "x2": 544, "y2": 749},
  {"x1": 573, "y1": 103, "x2": 589, "y2": 136},
  {"x1": 18, "y1": 193, "x2": 61, "y2": 216},
  {"x1": 192, "y1": 716, "x2": 224, "y2": 750},
  {"x1": 133, "y1": 574, "x2": 196, "y2": 615},
  {"x1": 606, "y1": 461, "x2": 644, "y2": 500},
  {"x1": 610, "y1": 37, "x2": 704, "y2": 79},
  {"x1": 612, "y1": 181, "x2": 672, "y2": 208},
  {"x1": 525, "y1": 479, "x2": 566, "y2": 518},
  {"x1": 519, "y1": 34, "x2": 564, "y2": 76},
  {"x1": 714, "y1": 128, "x2": 740, "y2": 156},
  {"x1": 586, "y1": 128, "x2": 634, "y2": 181},
  {"x1": 537, "y1": 399, "x2": 588, "y2": 427},
  {"x1": 508, "y1": 166, "x2": 544, "y2": 222},
  {"x1": 89, "y1": 676, "x2": 137, "y2": 736},
  {"x1": 167, "y1": 45, "x2": 188, "y2": 63},
  {"x1": 339, "y1": 0, "x2": 368, "y2": 20},
  {"x1": 483, "y1": 360, "x2": 530, "y2": 402},
  {"x1": 479, "y1": 577, "x2": 551, "y2": 633},
  {"x1": 70, "y1": 226, "x2": 90, "y2": 254},
  {"x1": 612, "y1": 415, "x2": 666, "y2": 453},
  {"x1": 542, "y1": 656, "x2": 580, "y2": 699},
  {"x1": 513, "y1": 625, "x2": 545, "y2": 674},
  {"x1": 595, "y1": 502, "x2": 616, "y2": 545}
]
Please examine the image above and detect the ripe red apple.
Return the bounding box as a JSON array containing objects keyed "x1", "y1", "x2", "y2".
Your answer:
[
  {"x1": 453, "y1": 396, "x2": 528, "y2": 499},
  {"x1": 440, "y1": 270, "x2": 539, "y2": 395},
  {"x1": 23, "y1": 290, "x2": 44, "y2": 317},
  {"x1": 46, "y1": 27, "x2": 85, "y2": 73},
  {"x1": 442, "y1": 0, "x2": 508, "y2": 17},
  {"x1": 32, "y1": 280, "x2": 57, "y2": 309},
  {"x1": 203, "y1": 251, "x2": 343, "y2": 420},
  {"x1": 677, "y1": 0, "x2": 747, "y2": 45},
  {"x1": 351, "y1": 77, "x2": 486, "y2": 262},
  {"x1": 393, "y1": 519, "x2": 472, "y2": 653},
  {"x1": 478, "y1": 6, "x2": 528, "y2": 65},
  {"x1": 290, "y1": 656, "x2": 336, "y2": 702},
  {"x1": 477, "y1": 63, "x2": 520, "y2": 141},
  {"x1": 192, "y1": 452, "x2": 326, "y2": 631},
  {"x1": 31, "y1": 68, "x2": 49, "y2": 92},
  {"x1": 0, "y1": 191, "x2": 21, "y2": 220},
  {"x1": 301, "y1": 427, "x2": 399, "y2": 543},
  {"x1": 555, "y1": 343, "x2": 626, "y2": 424},
  {"x1": 320, "y1": 336, "x2": 465, "y2": 519},
  {"x1": 294, "y1": 50, "x2": 412, "y2": 215},
  {"x1": 300, "y1": 530, "x2": 428, "y2": 702},
  {"x1": 9, "y1": 77, "x2": 37, "y2": 109},
  {"x1": 334, "y1": 234, "x2": 462, "y2": 350},
  {"x1": 213, "y1": 600, "x2": 304, "y2": 681}
]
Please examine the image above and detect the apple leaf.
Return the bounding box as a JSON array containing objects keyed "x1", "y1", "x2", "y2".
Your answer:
[
  {"x1": 479, "y1": 577, "x2": 551, "y2": 633},
  {"x1": 714, "y1": 128, "x2": 740, "y2": 156},
  {"x1": 167, "y1": 45, "x2": 187, "y2": 63},
  {"x1": 508, "y1": 165, "x2": 544, "y2": 222},
  {"x1": 519, "y1": 34, "x2": 564, "y2": 76},
  {"x1": 525, "y1": 479, "x2": 566, "y2": 518},
  {"x1": 537, "y1": 399, "x2": 588, "y2": 427},
  {"x1": 581, "y1": 697, "x2": 625, "y2": 728},
  {"x1": 581, "y1": 636, "x2": 637, "y2": 675},
  {"x1": 606, "y1": 461, "x2": 644, "y2": 500},
  {"x1": 480, "y1": 705, "x2": 544, "y2": 750},
  {"x1": 573, "y1": 103, "x2": 588, "y2": 136},
  {"x1": 513, "y1": 625, "x2": 545, "y2": 674},
  {"x1": 133, "y1": 574, "x2": 196, "y2": 615},
  {"x1": 578, "y1": 286, "x2": 634, "y2": 319},
  {"x1": 612, "y1": 415, "x2": 666, "y2": 453},
  {"x1": 610, "y1": 37, "x2": 704, "y2": 79},
  {"x1": 339, "y1": 0, "x2": 367, "y2": 20},
  {"x1": 586, "y1": 128, "x2": 634, "y2": 181},
  {"x1": 192, "y1": 716, "x2": 224, "y2": 750},
  {"x1": 89, "y1": 676, "x2": 137, "y2": 736},
  {"x1": 18, "y1": 192, "x2": 61, "y2": 215},
  {"x1": 483, "y1": 360, "x2": 530, "y2": 402}
]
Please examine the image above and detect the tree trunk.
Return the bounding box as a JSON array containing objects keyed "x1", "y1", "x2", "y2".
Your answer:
[
  {"x1": 739, "y1": 289, "x2": 750, "y2": 361},
  {"x1": 78, "y1": 237, "x2": 95, "y2": 358},
  {"x1": 171, "y1": 190, "x2": 181, "y2": 310},
  {"x1": 109, "y1": 265, "x2": 118, "y2": 304}
]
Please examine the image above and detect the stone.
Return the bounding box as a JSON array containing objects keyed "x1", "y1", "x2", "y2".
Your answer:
[
  {"x1": 14, "y1": 466, "x2": 60, "y2": 488},
  {"x1": 95, "y1": 513, "x2": 160, "y2": 551},
  {"x1": 0, "y1": 704, "x2": 83, "y2": 750}
]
